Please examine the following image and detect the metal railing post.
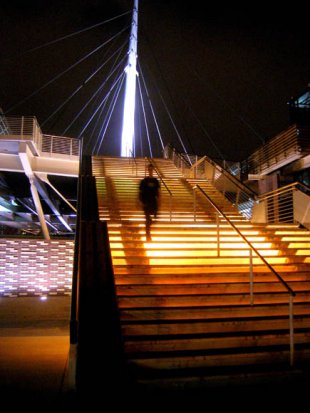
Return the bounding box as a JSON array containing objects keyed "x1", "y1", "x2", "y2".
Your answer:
[
  {"x1": 249, "y1": 249, "x2": 254, "y2": 305},
  {"x1": 193, "y1": 187, "x2": 196, "y2": 222},
  {"x1": 21, "y1": 116, "x2": 24, "y2": 138},
  {"x1": 289, "y1": 295, "x2": 294, "y2": 367},
  {"x1": 194, "y1": 183, "x2": 296, "y2": 366},
  {"x1": 216, "y1": 214, "x2": 220, "y2": 257}
]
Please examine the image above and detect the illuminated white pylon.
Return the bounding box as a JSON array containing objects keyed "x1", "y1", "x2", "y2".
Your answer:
[{"x1": 121, "y1": 0, "x2": 139, "y2": 157}]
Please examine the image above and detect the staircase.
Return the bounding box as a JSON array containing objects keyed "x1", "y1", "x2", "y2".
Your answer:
[{"x1": 92, "y1": 155, "x2": 310, "y2": 390}]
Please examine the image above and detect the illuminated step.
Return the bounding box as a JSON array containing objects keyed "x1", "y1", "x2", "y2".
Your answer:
[
  {"x1": 110, "y1": 249, "x2": 285, "y2": 258},
  {"x1": 116, "y1": 281, "x2": 310, "y2": 296},
  {"x1": 109, "y1": 245, "x2": 310, "y2": 255},
  {"x1": 108, "y1": 236, "x2": 269, "y2": 242},
  {"x1": 287, "y1": 243, "x2": 310, "y2": 248},
  {"x1": 107, "y1": 225, "x2": 265, "y2": 232},
  {"x1": 107, "y1": 228, "x2": 267, "y2": 236},
  {"x1": 274, "y1": 230, "x2": 310, "y2": 235},
  {"x1": 111, "y1": 256, "x2": 297, "y2": 266},
  {"x1": 107, "y1": 223, "x2": 254, "y2": 229},
  {"x1": 113, "y1": 264, "x2": 309, "y2": 275},
  {"x1": 114, "y1": 272, "x2": 310, "y2": 285},
  {"x1": 281, "y1": 237, "x2": 310, "y2": 241},
  {"x1": 109, "y1": 242, "x2": 275, "y2": 249}
]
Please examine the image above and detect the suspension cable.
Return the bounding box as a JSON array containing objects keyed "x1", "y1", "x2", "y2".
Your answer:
[
  {"x1": 21, "y1": 11, "x2": 132, "y2": 56},
  {"x1": 137, "y1": 76, "x2": 152, "y2": 157},
  {"x1": 41, "y1": 41, "x2": 128, "y2": 128},
  {"x1": 62, "y1": 54, "x2": 127, "y2": 135},
  {"x1": 5, "y1": 25, "x2": 130, "y2": 114},
  {"x1": 93, "y1": 75, "x2": 125, "y2": 155},
  {"x1": 138, "y1": 62, "x2": 164, "y2": 152},
  {"x1": 186, "y1": 104, "x2": 226, "y2": 161},
  {"x1": 77, "y1": 71, "x2": 125, "y2": 138}
]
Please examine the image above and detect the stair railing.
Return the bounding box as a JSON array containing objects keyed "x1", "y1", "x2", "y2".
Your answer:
[
  {"x1": 164, "y1": 144, "x2": 257, "y2": 219},
  {"x1": 193, "y1": 183, "x2": 296, "y2": 366},
  {"x1": 253, "y1": 181, "x2": 310, "y2": 227},
  {"x1": 147, "y1": 158, "x2": 173, "y2": 221},
  {"x1": 241, "y1": 124, "x2": 305, "y2": 176},
  {"x1": 191, "y1": 154, "x2": 257, "y2": 220},
  {"x1": 128, "y1": 149, "x2": 138, "y2": 176}
]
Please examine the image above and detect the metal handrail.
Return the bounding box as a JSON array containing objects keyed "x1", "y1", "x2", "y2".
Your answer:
[
  {"x1": 194, "y1": 183, "x2": 296, "y2": 366},
  {"x1": 0, "y1": 115, "x2": 81, "y2": 157},
  {"x1": 259, "y1": 181, "x2": 310, "y2": 201},
  {"x1": 147, "y1": 158, "x2": 173, "y2": 221},
  {"x1": 191, "y1": 154, "x2": 257, "y2": 199},
  {"x1": 129, "y1": 150, "x2": 138, "y2": 176}
]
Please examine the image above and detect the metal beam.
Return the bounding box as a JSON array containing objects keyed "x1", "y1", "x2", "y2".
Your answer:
[
  {"x1": 18, "y1": 142, "x2": 50, "y2": 240},
  {"x1": 0, "y1": 152, "x2": 79, "y2": 176},
  {"x1": 36, "y1": 172, "x2": 77, "y2": 213},
  {"x1": 32, "y1": 174, "x2": 73, "y2": 232}
]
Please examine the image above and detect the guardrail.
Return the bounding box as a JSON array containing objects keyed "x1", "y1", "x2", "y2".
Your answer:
[
  {"x1": 193, "y1": 183, "x2": 296, "y2": 366},
  {"x1": 41, "y1": 134, "x2": 80, "y2": 157},
  {"x1": 252, "y1": 182, "x2": 310, "y2": 226},
  {"x1": 165, "y1": 145, "x2": 257, "y2": 219},
  {"x1": 0, "y1": 115, "x2": 42, "y2": 147},
  {"x1": 0, "y1": 115, "x2": 80, "y2": 157},
  {"x1": 241, "y1": 124, "x2": 310, "y2": 176}
]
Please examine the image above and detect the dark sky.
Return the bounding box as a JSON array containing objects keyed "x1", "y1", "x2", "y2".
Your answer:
[{"x1": 0, "y1": 0, "x2": 309, "y2": 161}]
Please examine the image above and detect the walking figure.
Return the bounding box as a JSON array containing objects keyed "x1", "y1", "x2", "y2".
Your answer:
[{"x1": 139, "y1": 163, "x2": 160, "y2": 241}]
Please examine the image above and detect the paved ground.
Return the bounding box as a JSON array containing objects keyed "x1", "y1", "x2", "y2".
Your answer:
[{"x1": 0, "y1": 296, "x2": 73, "y2": 406}]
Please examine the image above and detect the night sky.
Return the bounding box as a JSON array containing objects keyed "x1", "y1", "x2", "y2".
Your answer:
[{"x1": 0, "y1": 0, "x2": 309, "y2": 161}]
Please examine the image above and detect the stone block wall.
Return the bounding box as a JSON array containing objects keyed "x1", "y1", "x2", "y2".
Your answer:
[{"x1": 0, "y1": 238, "x2": 74, "y2": 297}]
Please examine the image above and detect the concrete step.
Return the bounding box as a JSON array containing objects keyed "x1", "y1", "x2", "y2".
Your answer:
[
  {"x1": 124, "y1": 331, "x2": 310, "y2": 355},
  {"x1": 117, "y1": 293, "x2": 310, "y2": 308},
  {"x1": 119, "y1": 303, "x2": 310, "y2": 321},
  {"x1": 121, "y1": 316, "x2": 310, "y2": 336},
  {"x1": 126, "y1": 348, "x2": 310, "y2": 374}
]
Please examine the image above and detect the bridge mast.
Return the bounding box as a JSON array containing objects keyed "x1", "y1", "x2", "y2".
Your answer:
[{"x1": 121, "y1": 0, "x2": 139, "y2": 157}]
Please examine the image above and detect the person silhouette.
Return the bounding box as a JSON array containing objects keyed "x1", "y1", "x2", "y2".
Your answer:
[{"x1": 139, "y1": 163, "x2": 160, "y2": 241}]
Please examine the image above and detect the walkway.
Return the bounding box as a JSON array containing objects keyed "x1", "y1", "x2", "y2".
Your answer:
[{"x1": 0, "y1": 296, "x2": 72, "y2": 406}]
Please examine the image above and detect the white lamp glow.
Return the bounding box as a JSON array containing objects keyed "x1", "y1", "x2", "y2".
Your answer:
[{"x1": 121, "y1": 0, "x2": 139, "y2": 157}]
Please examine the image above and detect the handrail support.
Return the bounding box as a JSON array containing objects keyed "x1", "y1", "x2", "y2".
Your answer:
[
  {"x1": 289, "y1": 295, "x2": 295, "y2": 367},
  {"x1": 249, "y1": 249, "x2": 254, "y2": 305}
]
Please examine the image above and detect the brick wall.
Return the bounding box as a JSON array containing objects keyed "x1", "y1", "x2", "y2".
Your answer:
[{"x1": 0, "y1": 238, "x2": 74, "y2": 297}]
